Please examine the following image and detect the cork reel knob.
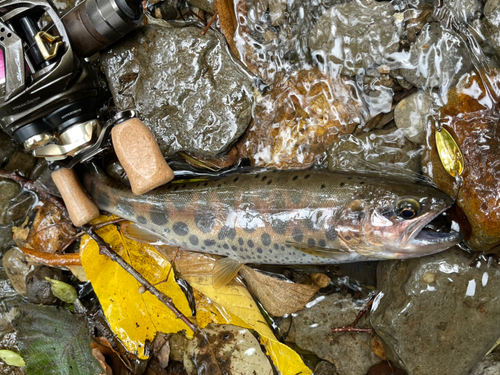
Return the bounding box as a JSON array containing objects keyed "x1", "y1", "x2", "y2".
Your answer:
[{"x1": 111, "y1": 118, "x2": 174, "y2": 195}]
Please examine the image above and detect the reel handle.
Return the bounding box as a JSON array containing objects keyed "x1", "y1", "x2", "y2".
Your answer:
[
  {"x1": 52, "y1": 167, "x2": 100, "y2": 227},
  {"x1": 111, "y1": 118, "x2": 174, "y2": 195}
]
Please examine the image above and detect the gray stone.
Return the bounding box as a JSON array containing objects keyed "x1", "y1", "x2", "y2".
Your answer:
[
  {"x1": 188, "y1": 0, "x2": 213, "y2": 14},
  {"x1": 0, "y1": 131, "x2": 16, "y2": 167},
  {"x1": 101, "y1": 20, "x2": 253, "y2": 158},
  {"x1": 26, "y1": 266, "x2": 66, "y2": 305},
  {"x1": 398, "y1": 22, "x2": 473, "y2": 89},
  {"x1": 327, "y1": 128, "x2": 422, "y2": 175},
  {"x1": 315, "y1": 361, "x2": 339, "y2": 375},
  {"x1": 2, "y1": 248, "x2": 30, "y2": 296},
  {"x1": 485, "y1": 0, "x2": 500, "y2": 58},
  {"x1": 309, "y1": 0, "x2": 399, "y2": 76},
  {"x1": 394, "y1": 91, "x2": 434, "y2": 145},
  {"x1": 371, "y1": 247, "x2": 500, "y2": 375},
  {"x1": 3, "y1": 150, "x2": 37, "y2": 178},
  {"x1": 0, "y1": 179, "x2": 20, "y2": 226},
  {"x1": 0, "y1": 226, "x2": 14, "y2": 252},
  {"x1": 291, "y1": 294, "x2": 380, "y2": 375},
  {"x1": 469, "y1": 353, "x2": 500, "y2": 375}
]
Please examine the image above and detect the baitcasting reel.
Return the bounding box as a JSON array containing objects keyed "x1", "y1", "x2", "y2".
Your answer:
[{"x1": 0, "y1": 0, "x2": 174, "y2": 226}]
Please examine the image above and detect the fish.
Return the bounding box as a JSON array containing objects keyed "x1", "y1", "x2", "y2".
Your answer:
[{"x1": 82, "y1": 165, "x2": 462, "y2": 287}]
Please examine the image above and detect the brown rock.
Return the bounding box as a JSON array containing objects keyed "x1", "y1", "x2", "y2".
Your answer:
[
  {"x1": 422, "y1": 69, "x2": 500, "y2": 251},
  {"x1": 246, "y1": 67, "x2": 364, "y2": 169}
]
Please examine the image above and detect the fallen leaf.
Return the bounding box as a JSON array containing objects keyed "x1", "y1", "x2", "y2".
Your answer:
[
  {"x1": 12, "y1": 304, "x2": 103, "y2": 374},
  {"x1": 170, "y1": 250, "x2": 312, "y2": 375},
  {"x1": 45, "y1": 277, "x2": 78, "y2": 304},
  {"x1": 246, "y1": 67, "x2": 364, "y2": 169},
  {"x1": 184, "y1": 329, "x2": 222, "y2": 375},
  {"x1": 214, "y1": 0, "x2": 239, "y2": 58},
  {"x1": 239, "y1": 266, "x2": 319, "y2": 316},
  {"x1": 0, "y1": 350, "x2": 25, "y2": 367},
  {"x1": 80, "y1": 216, "x2": 194, "y2": 359},
  {"x1": 92, "y1": 348, "x2": 113, "y2": 375}
]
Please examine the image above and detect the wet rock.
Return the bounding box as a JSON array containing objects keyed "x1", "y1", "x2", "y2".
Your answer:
[
  {"x1": 398, "y1": 22, "x2": 473, "y2": 89},
  {"x1": 314, "y1": 360, "x2": 339, "y2": 375},
  {"x1": 327, "y1": 128, "x2": 422, "y2": 175},
  {"x1": 442, "y1": 0, "x2": 482, "y2": 22},
  {"x1": 0, "y1": 131, "x2": 16, "y2": 166},
  {"x1": 469, "y1": 353, "x2": 500, "y2": 375},
  {"x1": 422, "y1": 69, "x2": 500, "y2": 251},
  {"x1": 367, "y1": 361, "x2": 407, "y2": 375},
  {"x1": 188, "y1": 0, "x2": 213, "y2": 14},
  {"x1": 3, "y1": 150, "x2": 37, "y2": 178},
  {"x1": 183, "y1": 324, "x2": 273, "y2": 375},
  {"x1": 485, "y1": 0, "x2": 500, "y2": 58},
  {"x1": 25, "y1": 266, "x2": 66, "y2": 305},
  {"x1": 289, "y1": 294, "x2": 381, "y2": 375},
  {"x1": 2, "y1": 248, "x2": 30, "y2": 296},
  {"x1": 101, "y1": 20, "x2": 253, "y2": 158},
  {"x1": 309, "y1": 0, "x2": 399, "y2": 76},
  {"x1": 0, "y1": 226, "x2": 14, "y2": 252},
  {"x1": 246, "y1": 67, "x2": 364, "y2": 169},
  {"x1": 0, "y1": 179, "x2": 20, "y2": 226},
  {"x1": 371, "y1": 247, "x2": 500, "y2": 375},
  {"x1": 394, "y1": 91, "x2": 434, "y2": 145}
]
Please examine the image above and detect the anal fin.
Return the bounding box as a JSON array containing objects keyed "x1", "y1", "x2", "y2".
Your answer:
[{"x1": 212, "y1": 258, "x2": 243, "y2": 289}]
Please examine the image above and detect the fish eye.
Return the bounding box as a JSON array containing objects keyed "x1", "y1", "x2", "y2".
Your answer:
[{"x1": 396, "y1": 199, "x2": 420, "y2": 220}]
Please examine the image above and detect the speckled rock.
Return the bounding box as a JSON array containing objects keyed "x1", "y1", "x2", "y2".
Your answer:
[
  {"x1": 327, "y1": 128, "x2": 422, "y2": 175},
  {"x1": 290, "y1": 294, "x2": 381, "y2": 375},
  {"x1": 394, "y1": 91, "x2": 434, "y2": 145},
  {"x1": 469, "y1": 353, "x2": 500, "y2": 375},
  {"x1": 26, "y1": 266, "x2": 66, "y2": 305},
  {"x1": 371, "y1": 247, "x2": 500, "y2": 375},
  {"x1": 399, "y1": 22, "x2": 473, "y2": 89},
  {"x1": 309, "y1": 0, "x2": 399, "y2": 76},
  {"x1": 3, "y1": 248, "x2": 30, "y2": 296},
  {"x1": 485, "y1": 0, "x2": 500, "y2": 57},
  {"x1": 101, "y1": 19, "x2": 253, "y2": 158},
  {"x1": 422, "y1": 69, "x2": 500, "y2": 251}
]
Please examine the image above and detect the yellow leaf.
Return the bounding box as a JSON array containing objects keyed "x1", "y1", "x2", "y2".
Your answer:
[
  {"x1": 80, "y1": 217, "x2": 193, "y2": 359},
  {"x1": 187, "y1": 274, "x2": 312, "y2": 375}
]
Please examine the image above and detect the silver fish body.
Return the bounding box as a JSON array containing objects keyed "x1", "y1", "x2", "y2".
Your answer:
[{"x1": 82, "y1": 165, "x2": 462, "y2": 265}]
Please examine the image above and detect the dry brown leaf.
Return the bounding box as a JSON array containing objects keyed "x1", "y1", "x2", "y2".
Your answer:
[
  {"x1": 239, "y1": 266, "x2": 319, "y2": 316},
  {"x1": 246, "y1": 67, "x2": 364, "y2": 169},
  {"x1": 92, "y1": 348, "x2": 113, "y2": 375},
  {"x1": 26, "y1": 202, "x2": 76, "y2": 253},
  {"x1": 214, "y1": 0, "x2": 240, "y2": 58}
]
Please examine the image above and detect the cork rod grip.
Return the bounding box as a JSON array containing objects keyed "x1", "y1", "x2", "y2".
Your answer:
[
  {"x1": 52, "y1": 168, "x2": 100, "y2": 227},
  {"x1": 111, "y1": 118, "x2": 174, "y2": 195}
]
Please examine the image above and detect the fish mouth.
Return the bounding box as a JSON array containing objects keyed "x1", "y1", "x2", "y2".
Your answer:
[{"x1": 402, "y1": 208, "x2": 463, "y2": 253}]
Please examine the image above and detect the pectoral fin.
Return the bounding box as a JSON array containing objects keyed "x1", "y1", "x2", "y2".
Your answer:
[
  {"x1": 122, "y1": 223, "x2": 166, "y2": 245},
  {"x1": 212, "y1": 258, "x2": 243, "y2": 289}
]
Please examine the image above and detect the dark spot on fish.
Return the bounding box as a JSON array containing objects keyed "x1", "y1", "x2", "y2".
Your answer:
[
  {"x1": 217, "y1": 184, "x2": 221, "y2": 189},
  {"x1": 150, "y1": 210, "x2": 169, "y2": 226},
  {"x1": 345, "y1": 235, "x2": 352, "y2": 241},
  {"x1": 204, "y1": 239, "x2": 216, "y2": 246},
  {"x1": 293, "y1": 176, "x2": 298, "y2": 181},
  {"x1": 173, "y1": 185, "x2": 179, "y2": 192},
  {"x1": 195, "y1": 207, "x2": 215, "y2": 233},
  {"x1": 321, "y1": 184, "x2": 326, "y2": 189},
  {"x1": 261, "y1": 233, "x2": 271, "y2": 246},
  {"x1": 231, "y1": 245, "x2": 237, "y2": 251},
  {"x1": 272, "y1": 217, "x2": 288, "y2": 234},
  {"x1": 247, "y1": 240, "x2": 254, "y2": 248},
  {"x1": 255, "y1": 174, "x2": 260, "y2": 178},
  {"x1": 340, "y1": 182, "x2": 345, "y2": 187},
  {"x1": 326, "y1": 227, "x2": 338, "y2": 241},
  {"x1": 308, "y1": 238, "x2": 316, "y2": 246},
  {"x1": 262, "y1": 176, "x2": 267, "y2": 181},
  {"x1": 257, "y1": 255, "x2": 261, "y2": 259},
  {"x1": 305, "y1": 174, "x2": 310, "y2": 179},
  {"x1": 117, "y1": 198, "x2": 135, "y2": 217},
  {"x1": 218, "y1": 226, "x2": 236, "y2": 240},
  {"x1": 189, "y1": 235, "x2": 199, "y2": 246},
  {"x1": 257, "y1": 248, "x2": 263, "y2": 253},
  {"x1": 196, "y1": 183, "x2": 200, "y2": 187},
  {"x1": 234, "y1": 177, "x2": 239, "y2": 182},
  {"x1": 137, "y1": 215, "x2": 147, "y2": 225},
  {"x1": 285, "y1": 244, "x2": 291, "y2": 248},
  {"x1": 204, "y1": 182, "x2": 208, "y2": 186},
  {"x1": 223, "y1": 244, "x2": 229, "y2": 249},
  {"x1": 173, "y1": 222, "x2": 189, "y2": 236},
  {"x1": 281, "y1": 246, "x2": 285, "y2": 251},
  {"x1": 292, "y1": 228, "x2": 303, "y2": 242},
  {"x1": 182, "y1": 242, "x2": 187, "y2": 248},
  {"x1": 182, "y1": 184, "x2": 187, "y2": 188},
  {"x1": 238, "y1": 238, "x2": 244, "y2": 245},
  {"x1": 202, "y1": 246, "x2": 206, "y2": 250},
  {"x1": 318, "y1": 239, "x2": 326, "y2": 247},
  {"x1": 304, "y1": 211, "x2": 323, "y2": 232},
  {"x1": 274, "y1": 243, "x2": 279, "y2": 250},
  {"x1": 217, "y1": 245, "x2": 221, "y2": 249},
  {"x1": 96, "y1": 193, "x2": 110, "y2": 208},
  {"x1": 348, "y1": 177, "x2": 352, "y2": 180},
  {"x1": 164, "y1": 228, "x2": 170, "y2": 234}
]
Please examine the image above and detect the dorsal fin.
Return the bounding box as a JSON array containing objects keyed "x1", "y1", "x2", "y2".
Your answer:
[{"x1": 212, "y1": 258, "x2": 243, "y2": 289}]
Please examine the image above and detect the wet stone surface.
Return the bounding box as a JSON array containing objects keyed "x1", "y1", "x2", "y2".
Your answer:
[
  {"x1": 287, "y1": 294, "x2": 381, "y2": 375},
  {"x1": 101, "y1": 20, "x2": 254, "y2": 158},
  {"x1": 25, "y1": 266, "x2": 66, "y2": 305},
  {"x1": 394, "y1": 91, "x2": 434, "y2": 145},
  {"x1": 484, "y1": 0, "x2": 500, "y2": 57},
  {"x1": 397, "y1": 22, "x2": 473, "y2": 89},
  {"x1": 371, "y1": 247, "x2": 500, "y2": 375},
  {"x1": 469, "y1": 353, "x2": 500, "y2": 375},
  {"x1": 309, "y1": 0, "x2": 399, "y2": 76}
]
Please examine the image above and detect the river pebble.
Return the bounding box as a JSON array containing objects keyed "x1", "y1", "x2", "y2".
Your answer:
[
  {"x1": 101, "y1": 20, "x2": 253, "y2": 158},
  {"x1": 371, "y1": 247, "x2": 500, "y2": 375},
  {"x1": 469, "y1": 353, "x2": 500, "y2": 375},
  {"x1": 2, "y1": 249, "x2": 30, "y2": 297},
  {"x1": 484, "y1": 0, "x2": 500, "y2": 58},
  {"x1": 394, "y1": 91, "x2": 434, "y2": 145}
]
